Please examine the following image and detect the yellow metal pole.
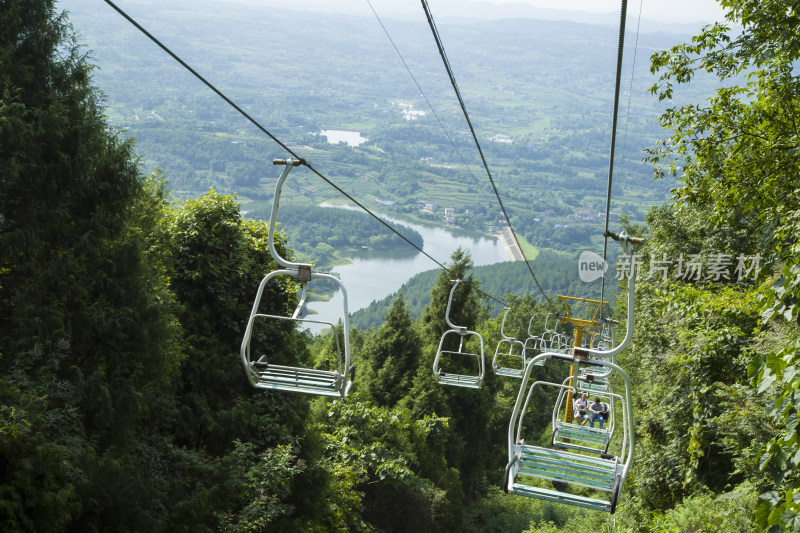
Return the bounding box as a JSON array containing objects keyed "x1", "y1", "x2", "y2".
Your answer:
[{"x1": 564, "y1": 325, "x2": 585, "y2": 423}]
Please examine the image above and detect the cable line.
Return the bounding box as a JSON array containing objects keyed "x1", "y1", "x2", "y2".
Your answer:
[
  {"x1": 618, "y1": 0, "x2": 644, "y2": 169},
  {"x1": 103, "y1": 0, "x2": 441, "y2": 262},
  {"x1": 601, "y1": 0, "x2": 643, "y2": 318},
  {"x1": 599, "y1": 0, "x2": 630, "y2": 318},
  {"x1": 365, "y1": 0, "x2": 495, "y2": 209},
  {"x1": 420, "y1": 0, "x2": 554, "y2": 308},
  {"x1": 103, "y1": 0, "x2": 511, "y2": 310}
]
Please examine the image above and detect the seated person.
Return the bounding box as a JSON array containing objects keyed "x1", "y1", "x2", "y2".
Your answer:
[
  {"x1": 573, "y1": 392, "x2": 589, "y2": 426},
  {"x1": 589, "y1": 397, "x2": 609, "y2": 429}
]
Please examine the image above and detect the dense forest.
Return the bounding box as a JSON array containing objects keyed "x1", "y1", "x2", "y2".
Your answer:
[{"x1": 3, "y1": 0, "x2": 800, "y2": 532}]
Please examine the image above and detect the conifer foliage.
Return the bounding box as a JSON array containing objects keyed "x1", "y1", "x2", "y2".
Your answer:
[
  {"x1": 1, "y1": 0, "x2": 180, "y2": 529},
  {"x1": 359, "y1": 292, "x2": 422, "y2": 407}
]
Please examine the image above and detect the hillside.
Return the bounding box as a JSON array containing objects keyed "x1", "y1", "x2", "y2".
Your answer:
[{"x1": 60, "y1": 0, "x2": 718, "y2": 253}]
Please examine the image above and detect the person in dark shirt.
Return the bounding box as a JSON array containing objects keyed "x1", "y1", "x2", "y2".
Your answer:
[{"x1": 589, "y1": 397, "x2": 608, "y2": 429}]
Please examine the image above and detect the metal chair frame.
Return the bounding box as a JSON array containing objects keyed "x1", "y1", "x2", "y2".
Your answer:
[
  {"x1": 432, "y1": 279, "x2": 485, "y2": 388},
  {"x1": 492, "y1": 307, "x2": 527, "y2": 378},
  {"x1": 240, "y1": 159, "x2": 353, "y2": 398}
]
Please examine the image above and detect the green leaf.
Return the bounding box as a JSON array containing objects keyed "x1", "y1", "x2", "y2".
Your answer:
[
  {"x1": 760, "y1": 372, "x2": 778, "y2": 394},
  {"x1": 769, "y1": 505, "x2": 787, "y2": 526}
]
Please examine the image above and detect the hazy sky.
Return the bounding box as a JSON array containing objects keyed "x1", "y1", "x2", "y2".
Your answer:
[
  {"x1": 480, "y1": 0, "x2": 727, "y2": 24},
  {"x1": 228, "y1": 0, "x2": 729, "y2": 26}
]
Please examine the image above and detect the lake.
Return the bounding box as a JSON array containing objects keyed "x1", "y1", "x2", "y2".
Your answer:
[
  {"x1": 317, "y1": 129, "x2": 367, "y2": 147},
  {"x1": 306, "y1": 205, "x2": 508, "y2": 331}
]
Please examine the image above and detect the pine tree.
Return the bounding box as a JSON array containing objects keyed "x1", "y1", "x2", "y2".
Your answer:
[
  {"x1": 359, "y1": 292, "x2": 421, "y2": 407},
  {"x1": 404, "y1": 248, "x2": 495, "y2": 503},
  {"x1": 1, "y1": 1, "x2": 180, "y2": 529},
  {"x1": 161, "y1": 191, "x2": 310, "y2": 455}
]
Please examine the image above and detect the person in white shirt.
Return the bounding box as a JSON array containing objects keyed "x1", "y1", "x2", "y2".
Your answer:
[{"x1": 573, "y1": 392, "x2": 590, "y2": 426}]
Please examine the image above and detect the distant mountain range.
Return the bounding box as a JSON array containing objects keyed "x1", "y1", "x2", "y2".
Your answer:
[{"x1": 228, "y1": 0, "x2": 712, "y2": 35}]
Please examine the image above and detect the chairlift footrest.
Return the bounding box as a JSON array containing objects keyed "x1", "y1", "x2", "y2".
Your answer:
[
  {"x1": 494, "y1": 367, "x2": 524, "y2": 378},
  {"x1": 507, "y1": 482, "x2": 612, "y2": 512}
]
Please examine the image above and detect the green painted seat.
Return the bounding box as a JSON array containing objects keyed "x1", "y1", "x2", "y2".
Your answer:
[
  {"x1": 252, "y1": 360, "x2": 353, "y2": 397},
  {"x1": 552, "y1": 421, "x2": 611, "y2": 454},
  {"x1": 505, "y1": 443, "x2": 621, "y2": 512}
]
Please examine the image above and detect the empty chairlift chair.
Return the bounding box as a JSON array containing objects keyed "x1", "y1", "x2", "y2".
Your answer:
[
  {"x1": 240, "y1": 158, "x2": 354, "y2": 398},
  {"x1": 523, "y1": 314, "x2": 546, "y2": 367},
  {"x1": 433, "y1": 279, "x2": 485, "y2": 388},
  {"x1": 492, "y1": 307, "x2": 527, "y2": 378},
  {"x1": 503, "y1": 237, "x2": 638, "y2": 513},
  {"x1": 540, "y1": 313, "x2": 569, "y2": 354},
  {"x1": 577, "y1": 320, "x2": 618, "y2": 382}
]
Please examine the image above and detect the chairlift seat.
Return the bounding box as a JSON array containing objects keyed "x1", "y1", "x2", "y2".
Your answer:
[
  {"x1": 523, "y1": 337, "x2": 546, "y2": 367},
  {"x1": 252, "y1": 361, "x2": 351, "y2": 397},
  {"x1": 242, "y1": 287, "x2": 354, "y2": 397},
  {"x1": 434, "y1": 330, "x2": 485, "y2": 389},
  {"x1": 505, "y1": 443, "x2": 621, "y2": 512},
  {"x1": 493, "y1": 337, "x2": 526, "y2": 378},
  {"x1": 577, "y1": 379, "x2": 610, "y2": 393},
  {"x1": 494, "y1": 367, "x2": 524, "y2": 379}
]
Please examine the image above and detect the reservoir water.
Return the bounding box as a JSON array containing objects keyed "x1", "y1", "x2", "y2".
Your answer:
[
  {"x1": 307, "y1": 205, "x2": 508, "y2": 330},
  {"x1": 317, "y1": 129, "x2": 367, "y2": 147}
]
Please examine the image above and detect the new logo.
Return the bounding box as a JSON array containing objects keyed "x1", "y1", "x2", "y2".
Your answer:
[{"x1": 578, "y1": 251, "x2": 607, "y2": 282}]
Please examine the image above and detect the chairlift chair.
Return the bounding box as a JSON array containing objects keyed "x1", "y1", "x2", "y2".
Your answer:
[
  {"x1": 492, "y1": 308, "x2": 527, "y2": 378},
  {"x1": 432, "y1": 279, "x2": 485, "y2": 388},
  {"x1": 577, "y1": 319, "x2": 619, "y2": 381},
  {"x1": 240, "y1": 158, "x2": 354, "y2": 398},
  {"x1": 523, "y1": 314, "x2": 546, "y2": 366},
  {"x1": 503, "y1": 238, "x2": 638, "y2": 513},
  {"x1": 550, "y1": 375, "x2": 615, "y2": 454},
  {"x1": 541, "y1": 313, "x2": 569, "y2": 353},
  {"x1": 503, "y1": 350, "x2": 634, "y2": 513}
]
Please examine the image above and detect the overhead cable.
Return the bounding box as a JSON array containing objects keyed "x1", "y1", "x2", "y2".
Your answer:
[
  {"x1": 599, "y1": 0, "x2": 630, "y2": 319},
  {"x1": 103, "y1": 0, "x2": 511, "y2": 309},
  {"x1": 419, "y1": 0, "x2": 555, "y2": 308},
  {"x1": 103, "y1": 0, "x2": 443, "y2": 264},
  {"x1": 365, "y1": 0, "x2": 495, "y2": 209}
]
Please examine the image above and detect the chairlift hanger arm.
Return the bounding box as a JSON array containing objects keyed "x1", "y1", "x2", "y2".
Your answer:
[
  {"x1": 583, "y1": 235, "x2": 638, "y2": 360},
  {"x1": 444, "y1": 279, "x2": 466, "y2": 331},
  {"x1": 603, "y1": 230, "x2": 645, "y2": 247}
]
